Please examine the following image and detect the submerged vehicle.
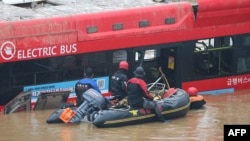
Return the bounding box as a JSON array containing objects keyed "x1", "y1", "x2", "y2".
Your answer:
[
  {"x1": 92, "y1": 88, "x2": 190, "y2": 128},
  {"x1": 1, "y1": 0, "x2": 250, "y2": 113}
]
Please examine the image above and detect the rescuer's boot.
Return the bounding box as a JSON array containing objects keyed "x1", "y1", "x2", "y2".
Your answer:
[{"x1": 154, "y1": 103, "x2": 165, "y2": 122}]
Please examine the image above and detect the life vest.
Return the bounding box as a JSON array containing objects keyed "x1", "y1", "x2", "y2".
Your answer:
[
  {"x1": 190, "y1": 95, "x2": 205, "y2": 102},
  {"x1": 189, "y1": 95, "x2": 206, "y2": 109}
]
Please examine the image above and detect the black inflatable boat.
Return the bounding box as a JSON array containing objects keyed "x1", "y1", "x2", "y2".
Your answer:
[{"x1": 92, "y1": 88, "x2": 190, "y2": 128}]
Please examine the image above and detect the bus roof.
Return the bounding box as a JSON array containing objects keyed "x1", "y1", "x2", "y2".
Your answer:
[{"x1": 0, "y1": 0, "x2": 197, "y2": 22}]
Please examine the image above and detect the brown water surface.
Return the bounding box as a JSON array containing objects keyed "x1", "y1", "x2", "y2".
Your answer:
[{"x1": 0, "y1": 90, "x2": 250, "y2": 141}]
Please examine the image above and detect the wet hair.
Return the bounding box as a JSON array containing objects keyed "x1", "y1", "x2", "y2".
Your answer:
[{"x1": 85, "y1": 67, "x2": 93, "y2": 77}]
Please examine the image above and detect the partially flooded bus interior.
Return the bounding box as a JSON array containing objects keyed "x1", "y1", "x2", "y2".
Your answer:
[{"x1": 194, "y1": 37, "x2": 233, "y2": 77}]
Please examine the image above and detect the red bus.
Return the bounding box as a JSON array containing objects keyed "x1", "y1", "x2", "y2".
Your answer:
[{"x1": 1, "y1": 0, "x2": 250, "y2": 111}]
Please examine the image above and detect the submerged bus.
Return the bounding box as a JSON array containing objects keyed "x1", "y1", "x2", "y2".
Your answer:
[{"x1": 0, "y1": 0, "x2": 250, "y2": 111}]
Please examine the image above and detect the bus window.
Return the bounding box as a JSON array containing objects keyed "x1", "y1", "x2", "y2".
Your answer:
[
  {"x1": 62, "y1": 56, "x2": 83, "y2": 80},
  {"x1": 194, "y1": 37, "x2": 233, "y2": 78},
  {"x1": 135, "y1": 49, "x2": 157, "y2": 61},
  {"x1": 134, "y1": 49, "x2": 159, "y2": 83},
  {"x1": 61, "y1": 52, "x2": 112, "y2": 80},
  {"x1": 111, "y1": 50, "x2": 128, "y2": 75},
  {"x1": 237, "y1": 35, "x2": 250, "y2": 73},
  {"x1": 113, "y1": 50, "x2": 127, "y2": 63},
  {"x1": 78, "y1": 52, "x2": 110, "y2": 77}
]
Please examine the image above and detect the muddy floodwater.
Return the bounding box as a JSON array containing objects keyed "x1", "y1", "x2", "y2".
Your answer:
[{"x1": 0, "y1": 89, "x2": 249, "y2": 141}]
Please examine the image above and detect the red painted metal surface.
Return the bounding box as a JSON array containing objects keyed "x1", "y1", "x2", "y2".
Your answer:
[
  {"x1": 0, "y1": 2, "x2": 194, "y2": 63},
  {"x1": 198, "y1": 0, "x2": 250, "y2": 12},
  {"x1": 1, "y1": 0, "x2": 250, "y2": 63},
  {"x1": 182, "y1": 74, "x2": 250, "y2": 92}
]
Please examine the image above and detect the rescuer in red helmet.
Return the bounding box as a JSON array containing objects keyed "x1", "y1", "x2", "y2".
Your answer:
[
  {"x1": 187, "y1": 87, "x2": 206, "y2": 109},
  {"x1": 110, "y1": 61, "x2": 129, "y2": 101}
]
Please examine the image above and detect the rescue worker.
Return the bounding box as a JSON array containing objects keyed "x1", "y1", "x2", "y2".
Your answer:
[
  {"x1": 110, "y1": 61, "x2": 129, "y2": 101},
  {"x1": 60, "y1": 67, "x2": 106, "y2": 123},
  {"x1": 127, "y1": 66, "x2": 165, "y2": 122},
  {"x1": 75, "y1": 67, "x2": 101, "y2": 106},
  {"x1": 187, "y1": 87, "x2": 206, "y2": 109}
]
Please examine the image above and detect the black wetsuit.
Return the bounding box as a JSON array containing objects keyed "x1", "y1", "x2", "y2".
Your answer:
[
  {"x1": 127, "y1": 77, "x2": 153, "y2": 108},
  {"x1": 110, "y1": 69, "x2": 128, "y2": 100},
  {"x1": 127, "y1": 77, "x2": 165, "y2": 122}
]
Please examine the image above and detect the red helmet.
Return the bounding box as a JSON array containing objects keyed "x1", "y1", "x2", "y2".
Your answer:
[
  {"x1": 187, "y1": 87, "x2": 198, "y2": 96},
  {"x1": 119, "y1": 61, "x2": 128, "y2": 70}
]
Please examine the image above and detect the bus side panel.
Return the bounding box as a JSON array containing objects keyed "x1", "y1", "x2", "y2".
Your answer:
[
  {"x1": 74, "y1": 2, "x2": 194, "y2": 42},
  {"x1": 0, "y1": 17, "x2": 78, "y2": 63},
  {"x1": 74, "y1": 3, "x2": 195, "y2": 54},
  {"x1": 198, "y1": 0, "x2": 250, "y2": 12},
  {"x1": 182, "y1": 74, "x2": 250, "y2": 93},
  {"x1": 0, "y1": 16, "x2": 76, "y2": 42},
  {"x1": 196, "y1": 0, "x2": 250, "y2": 28}
]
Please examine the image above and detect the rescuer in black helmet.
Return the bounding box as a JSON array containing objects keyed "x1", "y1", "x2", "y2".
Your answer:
[{"x1": 127, "y1": 66, "x2": 165, "y2": 122}]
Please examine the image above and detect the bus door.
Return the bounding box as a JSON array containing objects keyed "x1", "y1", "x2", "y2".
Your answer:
[
  {"x1": 158, "y1": 42, "x2": 194, "y2": 88},
  {"x1": 159, "y1": 47, "x2": 178, "y2": 88}
]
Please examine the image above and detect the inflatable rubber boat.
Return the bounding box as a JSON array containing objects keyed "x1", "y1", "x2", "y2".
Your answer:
[
  {"x1": 92, "y1": 88, "x2": 190, "y2": 128},
  {"x1": 46, "y1": 86, "x2": 191, "y2": 127}
]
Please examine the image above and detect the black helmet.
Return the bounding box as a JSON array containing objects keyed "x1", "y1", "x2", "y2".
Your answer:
[{"x1": 133, "y1": 66, "x2": 145, "y2": 77}]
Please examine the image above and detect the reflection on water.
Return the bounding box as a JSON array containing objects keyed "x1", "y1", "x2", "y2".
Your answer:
[{"x1": 0, "y1": 90, "x2": 250, "y2": 141}]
